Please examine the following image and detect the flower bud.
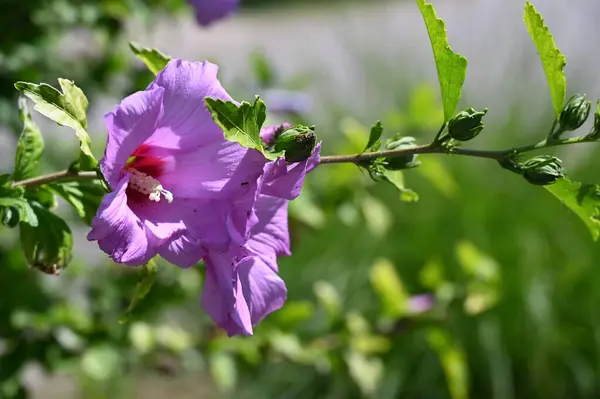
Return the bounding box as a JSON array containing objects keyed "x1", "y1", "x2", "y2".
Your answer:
[
  {"x1": 587, "y1": 99, "x2": 600, "y2": 140},
  {"x1": 273, "y1": 125, "x2": 317, "y2": 163},
  {"x1": 522, "y1": 155, "x2": 563, "y2": 186},
  {"x1": 447, "y1": 108, "x2": 488, "y2": 141},
  {"x1": 558, "y1": 94, "x2": 591, "y2": 132},
  {"x1": 383, "y1": 136, "x2": 420, "y2": 170}
]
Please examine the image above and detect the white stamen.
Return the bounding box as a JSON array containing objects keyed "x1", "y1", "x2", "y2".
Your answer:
[{"x1": 129, "y1": 169, "x2": 174, "y2": 203}]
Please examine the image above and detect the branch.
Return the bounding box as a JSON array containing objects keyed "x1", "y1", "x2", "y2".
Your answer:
[{"x1": 12, "y1": 170, "x2": 99, "y2": 189}]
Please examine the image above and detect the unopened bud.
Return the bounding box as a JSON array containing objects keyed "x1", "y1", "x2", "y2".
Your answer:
[
  {"x1": 587, "y1": 99, "x2": 600, "y2": 140},
  {"x1": 383, "y1": 136, "x2": 420, "y2": 170},
  {"x1": 273, "y1": 125, "x2": 317, "y2": 163},
  {"x1": 522, "y1": 155, "x2": 563, "y2": 186},
  {"x1": 558, "y1": 94, "x2": 591, "y2": 133},
  {"x1": 447, "y1": 108, "x2": 488, "y2": 141}
]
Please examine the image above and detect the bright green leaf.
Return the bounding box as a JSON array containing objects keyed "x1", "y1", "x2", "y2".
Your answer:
[
  {"x1": 345, "y1": 350, "x2": 384, "y2": 397},
  {"x1": 20, "y1": 203, "x2": 72, "y2": 275},
  {"x1": 416, "y1": 0, "x2": 468, "y2": 122},
  {"x1": 14, "y1": 97, "x2": 44, "y2": 181},
  {"x1": 381, "y1": 170, "x2": 419, "y2": 202},
  {"x1": 81, "y1": 345, "x2": 122, "y2": 382},
  {"x1": 524, "y1": 2, "x2": 567, "y2": 118},
  {"x1": 369, "y1": 258, "x2": 408, "y2": 318},
  {"x1": 545, "y1": 178, "x2": 600, "y2": 240},
  {"x1": 50, "y1": 180, "x2": 105, "y2": 226},
  {"x1": 205, "y1": 97, "x2": 274, "y2": 158},
  {"x1": 129, "y1": 42, "x2": 171, "y2": 76},
  {"x1": 417, "y1": 157, "x2": 458, "y2": 198},
  {"x1": 427, "y1": 328, "x2": 469, "y2": 399},
  {"x1": 119, "y1": 259, "x2": 158, "y2": 323},
  {"x1": 14, "y1": 79, "x2": 96, "y2": 170},
  {"x1": 313, "y1": 281, "x2": 342, "y2": 323},
  {"x1": 272, "y1": 301, "x2": 315, "y2": 329},
  {"x1": 209, "y1": 352, "x2": 237, "y2": 393},
  {"x1": 360, "y1": 195, "x2": 392, "y2": 237},
  {"x1": 363, "y1": 121, "x2": 383, "y2": 153}
]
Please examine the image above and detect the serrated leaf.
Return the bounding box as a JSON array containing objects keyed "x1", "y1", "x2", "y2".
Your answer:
[
  {"x1": 524, "y1": 2, "x2": 567, "y2": 118},
  {"x1": 14, "y1": 80, "x2": 96, "y2": 170},
  {"x1": 20, "y1": 203, "x2": 72, "y2": 274},
  {"x1": 205, "y1": 96, "x2": 274, "y2": 158},
  {"x1": 119, "y1": 260, "x2": 158, "y2": 323},
  {"x1": 50, "y1": 181, "x2": 105, "y2": 226},
  {"x1": 14, "y1": 97, "x2": 44, "y2": 181},
  {"x1": 129, "y1": 42, "x2": 171, "y2": 76},
  {"x1": 416, "y1": 0, "x2": 468, "y2": 122},
  {"x1": 381, "y1": 170, "x2": 419, "y2": 202},
  {"x1": 362, "y1": 121, "x2": 383, "y2": 153},
  {"x1": 545, "y1": 178, "x2": 600, "y2": 240}
]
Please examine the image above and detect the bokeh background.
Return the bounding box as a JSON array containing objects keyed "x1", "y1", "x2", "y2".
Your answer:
[{"x1": 2, "y1": 0, "x2": 600, "y2": 398}]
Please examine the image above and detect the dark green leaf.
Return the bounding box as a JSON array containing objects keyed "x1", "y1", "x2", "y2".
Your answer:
[
  {"x1": 524, "y1": 2, "x2": 567, "y2": 118},
  {"x1": 13, "y1": 97, "x2": 44, "y2": 181},
  {"x1": 14, "y1": 80, "x2": 96, "y2": 170},
  {"x1": 129, "y1": 42, "x2": 171, "y2": 76},
  {"x1": 0, "y1": 175, "x2": 37, "y2": 227},
  {"x1": 416, "y1": 0, "x2": 468, "y2": 122},
  {"x1": 50, "y1": 180, "x2": 105, "y2": 225},
  {"x1": 363, "y1": 121, "x2": 383, "y2": 153},
  {"x1": 205, "y1": 96, "x2": 275, "y2": 159},
  {"x1": 545, "y1": 178, "x2": 600, "y2": 240},
  {"x1": 24, "y1": 186, "x2": 57, "y2": 209},
  {"x1": 20, "y1": 202, "x2": 72, "y2": 274},
  {"x1": 119, "y1": 260, "x2": 158, "y2": 323}
]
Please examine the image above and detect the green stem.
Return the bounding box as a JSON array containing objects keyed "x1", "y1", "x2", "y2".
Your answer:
[
  {"x1": 319, "y1": 136, "x2": 594, "y2": 165},
  {"x1": 12, "y1": 170, "x2": 98, "y2": 189}
]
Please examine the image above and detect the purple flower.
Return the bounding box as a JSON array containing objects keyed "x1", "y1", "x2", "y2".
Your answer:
[
  {"x1": 200, "y1": 127, "x2": 321, "y2": 336},
  {"x1": 407, "y1": 294, "x2": 434, "y2": 315},
  {"x1": 88, "y1": 59, "x2": 267, "y2": 267},
  {"x1": 188, "y1": 0, "x2": 239, "y2": 27}
]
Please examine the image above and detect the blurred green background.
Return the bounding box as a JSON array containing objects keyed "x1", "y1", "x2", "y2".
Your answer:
[{"x1": 2, "y1": 0, "x2": 600, "y2": 398}]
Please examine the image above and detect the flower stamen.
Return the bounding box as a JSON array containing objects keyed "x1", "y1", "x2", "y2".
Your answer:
[{"x1": 128, "y1": 168, "x2": 173, "y2": 203}]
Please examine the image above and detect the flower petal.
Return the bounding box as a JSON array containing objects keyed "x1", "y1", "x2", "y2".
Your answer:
[
  {"x1": 101, "y1": 87, "x2": 165, "y2": 188},
  {"x1": 87, "y1": 176, "x2": 153, "y2": 265},
  {"x1": 188, "y1": 0, "x2": 239, "y2": 27},
  {"x1": 247, "y1": 195, "x2": 290, "y2": 271},
  {"x1": 147, "y1": 59, "x2": 232, "y2": 151},
  {"x1": 260, "y1": 142, "x2": 322, "y2": 200}
]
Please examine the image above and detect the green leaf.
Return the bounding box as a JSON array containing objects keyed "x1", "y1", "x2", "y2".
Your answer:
[
  {"x1": 129, "y1": 42, "x2": 171, "y2": 76},
  {"x1": 0, "y1": 176, "x2": 37, "y2": 227},
  {"x1": 205, "y1": 96, "x2": 274, "y2": 159},
  {"x1": 24, "y1": 186, "x2": 57, "y2": 210},
  {"x1": 345, "y1": 350, "x2": 384, "y2": 397},
  {"x1": 209, "y1": 352, "x2": 237, "y2": 393},
  {"x1": 119, "y1": 260, "x2": 158, "y2": 323},
  {"x1": 426, "y1": 328, "x2": 469, "y2": 399},
  {"x1": 369, "y1": 258, "x2": 408, "y2": 318},
  {"x1": 14, "y1": 80, "x2": 96, "y2": 170},
  {"x1": 250, "y1": 50, "x2": 275, "y2": 87},
  {"x1": 20, "y1": 202, "x2": 72, "y2": 275},
  {"x1": 545, "y1": 178, "x2": 600, "y2": 240},
  {"x1": 524, "y1": 2, "x2": 567, "y2": 118},
  {"x1": 81, "y1": 345, "x2": 122, "y2": 382},
  {"x1": 13, "y1": 97, "x2": 44, "y2": 181},
  {"x1": 381, "y1": 170, "x2": 419, "y2": 202},
  {"x1": 50, "y1": 180, "x2": 105, "y2": 226},
  {"x1": 362, "y1": 121, "x2": 383, "y2": 153},
  {"x1": 416, "y1": 0, "x2": 468, "y2": 122},
  {"x1": 313, "y1": 281, "x2": 342, "y2": 323}
]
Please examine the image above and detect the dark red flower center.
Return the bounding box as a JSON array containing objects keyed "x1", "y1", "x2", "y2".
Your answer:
[{"x1": 124, "y1": 144, "x2": 169, "y2": 204}]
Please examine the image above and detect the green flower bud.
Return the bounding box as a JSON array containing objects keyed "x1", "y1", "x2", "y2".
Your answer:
[
  {"x1": 522, "y1": 155, "x2": 563, "y2": 186},
  {"x1": 273, "y1": 125, "x2": 317, "y2": 163},
  {"x1": 447, "y1": 108, "x2": 488, "y2": 141},
  {"x1": 383, "y1": 136, "x2": 420, "y2": 170},
  {"x1": 558, "y1": 94, "x2": 591, "y2": 132},
  {"x1": 587, "y1": 99, "x2": 600, "y2": 139}
]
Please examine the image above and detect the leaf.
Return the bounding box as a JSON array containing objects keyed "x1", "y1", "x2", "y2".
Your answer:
[
  {"x1": 369, "y1": 258, "x2": 408, "y2": 319},
  {"x1": 345, "y1": 350, "x2": 384, "y2": 397},
  {"x1": 14, "y1": 80, "x2": 96, "y2": 170},
  {"x1": 545, "y1": 178, "x2": 600, "y2": 240},
  {"x1": 313, "y1": 281, "x2": 342, "y2": 323},
  {"x1": 524, "y1": 2, "x2": 567, "y2": 118},
  {"x1": 13, "y1": 97, "x2": 44, "y2": 181},
  {"x1": 129, "y1": 42, "x2": 171, "y2": 76},
  {"x1": 250, "y1": 50, "x2": 275, "y2": 87},
  {"x1": 20, "y1": 202, "x2": 72, "y2": 275},
  {"x1": 50, "y1": 180, "x2": 105, "y2": 226},
  {"x1": 81, "y1": 345, "x2": 122, "y2": 382},
  {"x1": 205, "y1": 96, "x2": 274, "y2": 159},
  {"x1": 209, "y1": 352, "x2": 237, "y2": 393},
  {"x1": 0, "y1": 176, "x2": 37, "y2": 227},
  {"x1": 381, "y1": 170, "x2": 419, "y2": 202},
  {"x1": 362, "y1": 121, "x2": 383, "y2": 153},
  {"x1": 360, "y1": 195, "x2": 392, "y2": 237},
  {"x1": 427, "y1": 328, "x2": 469, "y2": 399},
  {"x1": 416, "y1": 0, "x2": 468, "y2": 122},
  {"x1": 417, "y1": 157, "x2": 458, "y2": 198},
  {"x1": 119, "y1": 260, "x2": 158, "y2": 323}
]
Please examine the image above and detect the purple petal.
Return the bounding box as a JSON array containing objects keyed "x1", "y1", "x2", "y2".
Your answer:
[
  {"x1": 87, "y1": 176, "x2": 153, "y2": 265},
  {"x1": 247, "y1": 195, "x2": 290, "y2": 271},
  {"x1": 101, "y1": 88, "x2": 165, "y2": 188},
  {"x1": 146, "y1": 59, "x2": 232, "y2": 151},
  {"x1": 188, "y1": 0, "x2": 239, "y2": 27},
  {"x1": 407, "y1": 294, "x2": 434, "y2": 314},
  {"x1": 263, "y1": 89, "x2": 311, "y2": 115},
  {"x1": 260, "y1": 142, "x2": 322, "y2": 200},
  {"x1": 260, "y1": 123, "x2": 290, "y2": 147}
]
